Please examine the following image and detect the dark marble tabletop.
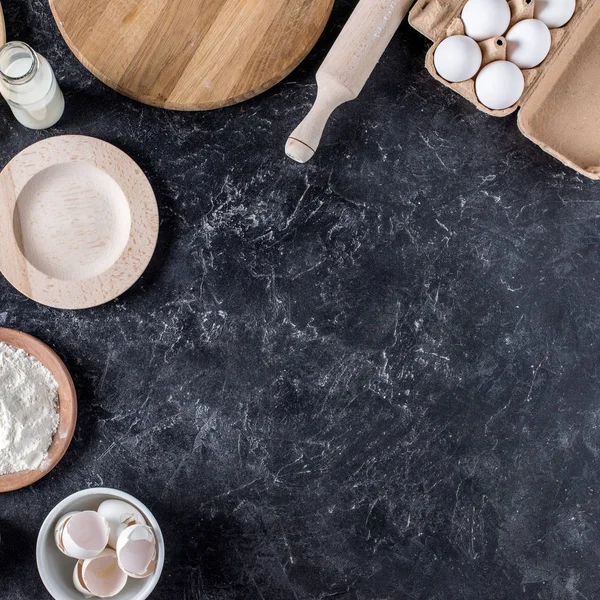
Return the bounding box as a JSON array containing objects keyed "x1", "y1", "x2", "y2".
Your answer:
[{"x1": 2, "y1": 1, "x2": 600, "y2": 599}]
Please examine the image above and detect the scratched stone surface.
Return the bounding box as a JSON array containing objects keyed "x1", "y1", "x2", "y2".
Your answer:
[{"x1": 1, "y1": 1, "x2": 600, "y2": 599}]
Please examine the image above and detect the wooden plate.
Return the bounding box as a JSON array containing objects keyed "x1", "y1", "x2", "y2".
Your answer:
[
  {"x1": 48, "y1": 0, "x2": 335, "y2": 110},
  {"x1": 0, "y1": 135, "x2": 159, "y2": 309},
  {"x1": 0, "y1": 328, "x2": 77, "y2": 493}
]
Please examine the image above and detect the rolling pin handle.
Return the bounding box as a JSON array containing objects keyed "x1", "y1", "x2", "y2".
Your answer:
[{"x1": 285, "y1": 83, "x2": 352, "y2": 163}]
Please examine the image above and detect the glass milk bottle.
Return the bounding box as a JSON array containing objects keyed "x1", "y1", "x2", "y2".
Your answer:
[{"x1": 0, "y1": 42, "x2": 64, "y2": 129}]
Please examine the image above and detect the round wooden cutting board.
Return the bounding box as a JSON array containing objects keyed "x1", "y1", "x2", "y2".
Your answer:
[{"x1": 48, "y1": 0, "x2": 334, "y2": 110}]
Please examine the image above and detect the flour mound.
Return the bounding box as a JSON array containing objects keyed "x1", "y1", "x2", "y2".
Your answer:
[{"x1": 0, "y1": 341, "x2": 59, "y2": 475}]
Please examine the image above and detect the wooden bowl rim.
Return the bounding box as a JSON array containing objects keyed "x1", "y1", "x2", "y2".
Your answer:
[{"x1": 0, "y1": 327, "x2": 77, "y2": 492}]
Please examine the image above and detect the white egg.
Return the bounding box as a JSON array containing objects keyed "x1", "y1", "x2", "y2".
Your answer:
[
  {"x1": 461, "y1": 0, "x2": 511, "y2": 41},
  {"x1": 116, "y1": 524, "x2": 157, "y2": 579},
  {"x1": 97, "y1": 499, "x2": 147, "y2": 550},
  {"x1": 434, "y1": 36, "x2": 482, "y2": 82},
  {"x1": 475, "y1": 60, "x2": 525, "y2": 110},
  {"x1": 506, "y1": 19, "x2": 552, "y2": 68},
  {"x1": 60, "y1": 510, "x2": 110, "y2": 560},
  {"x1": 73, "y1": 549, "x2": 128, "y2": 598},
  {"x1": 534, "y1": 0, "x2": 576, "y2": 28}
]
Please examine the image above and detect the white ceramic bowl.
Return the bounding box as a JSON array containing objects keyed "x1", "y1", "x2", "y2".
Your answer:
[{"x1": 37, "y1": 488, "x2": 164, "y2": 600}]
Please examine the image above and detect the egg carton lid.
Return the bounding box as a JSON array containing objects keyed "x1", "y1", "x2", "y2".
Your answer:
[{"x1": 409, "y1": 0, "x2": 600, "y2": 179}]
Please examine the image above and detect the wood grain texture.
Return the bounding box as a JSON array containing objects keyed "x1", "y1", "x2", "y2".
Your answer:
[
  {"x1": 0, "y1": 135, "x2": 159, "y2": 309},
  {"x1": 48, "y1": 0, "x2": 335, "y2": 110},
  {"x1": 0, "y1": 2, "x2": 5, "y2": 46},
  {"x1": 0, "y1": 328, "x2": 76, "y2": 493}
]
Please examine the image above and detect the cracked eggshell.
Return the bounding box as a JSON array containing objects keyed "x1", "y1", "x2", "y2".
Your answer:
[
  {"x1": 116, "y1": 525, "x2": 157, "y2": 579},
  {"x1": 73, "y1": 561, "x2": 94, "y2": 597},
  {"x1": 62, "y1": 511, "x2": 110, "y2": 560},
  {"x1": 74, "y1": 549, "x2": 128, "y2": 598},
  {"x1": 98, "y1": 499, "x2": 147, "y2": 549},
  {"x1": 54, "y1": 511, "x2": 80, "y2": 556}
]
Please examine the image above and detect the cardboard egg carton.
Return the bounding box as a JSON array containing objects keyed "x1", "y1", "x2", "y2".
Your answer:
[{"x1": 409, "y1": 0, "x2": 600, "y2": 179}]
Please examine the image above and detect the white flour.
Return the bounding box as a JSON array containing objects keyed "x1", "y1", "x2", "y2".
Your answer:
[{"x1": 0, "y1": 341, "x2": 59, "y2": 475}]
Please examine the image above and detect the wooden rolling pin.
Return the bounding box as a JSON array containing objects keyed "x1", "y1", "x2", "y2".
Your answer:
[
  {"x1": 286, "y1": 0, "x2": 414, "y2": 163},
  {"x1": 0, "y1": 3, "x2": 5, "y2": 46}
]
